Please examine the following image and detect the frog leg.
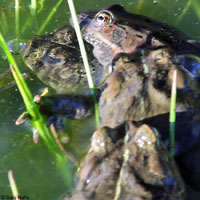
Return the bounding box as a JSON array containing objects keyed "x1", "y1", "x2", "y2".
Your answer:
[{"x1": 39, "y1": 94, "x2": 95, "y2": 128}]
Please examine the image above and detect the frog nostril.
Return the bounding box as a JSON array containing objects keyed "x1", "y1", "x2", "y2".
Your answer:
[{"x1": 136, "y1": 34, "x2": 143, "y2": 39}]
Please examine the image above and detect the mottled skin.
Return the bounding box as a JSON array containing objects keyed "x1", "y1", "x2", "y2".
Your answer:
[
  {"x1": 24, "y1": 29, "x2": 200, "y2": 127},
  {"x1": 77, "y1": 4, "x2": 200, "y2": 68},
  {"x1": 24, "y1": 26, "x2": 110, "y2": 94},
  {"x1": 65, "y1": 122, "x2": 185, "y2": 200},
  {"x1": 71, "y1": 4, "x2": 200, "y2": 128},
  {"x1": 23, "y1": 4, "x2": 200, "y2": 199},
  {"x1": 99, "y1": 49, "x2": 199, "y2": 128}
]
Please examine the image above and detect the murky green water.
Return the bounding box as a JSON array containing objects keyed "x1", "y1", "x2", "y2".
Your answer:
[{"x1": 0, "y1": 0, "x2": 199, "y2": 199}]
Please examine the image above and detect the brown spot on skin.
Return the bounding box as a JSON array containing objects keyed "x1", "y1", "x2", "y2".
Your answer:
[
  {"x1": 119, "y1": 26, "x2": 148, "y2": 54},
  {"x1": 78, "y1": 154, "x2": 98, "y2": 188},
  {"x1": 147, "y1": 80, "x2": 170, "y2": 114},
  {"x1": 103, "y1": 70, "x2": 124, "y2": 104},
  {"x1": 124, "y1": 98, "x2": 134, "y2": 109},
  {"x1": 151, "y1": 49, "x2": 170, "y2": 65},
  {"x1": 149, "y1": 153, "x2": 164, "y2": 176}
]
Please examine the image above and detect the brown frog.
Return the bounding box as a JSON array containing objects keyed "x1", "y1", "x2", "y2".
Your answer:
[
  {"x1": 65, "y1": 122, "x2": 185, "y2": 200},
  {"x1": 22, "y1": 4, "x2": 200, "y2": 196},
  {"x1": 23, "y1": 26, "x2": 110, "y2": 95},
  {"x1": 76, "y1": 4, "x2": 200, "y2": 68},
  {"x1": 98, "y1": 49, "x2": 200, "y2": 128},
  {"x1": 23, "y1": 6, "x2": 200, "y2": 127},
  {"x1": 65, "y1": 4, "x2": 200, "y2": 128}
]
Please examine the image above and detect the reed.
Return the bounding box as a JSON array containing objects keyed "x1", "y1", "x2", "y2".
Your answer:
[
  {"x1": 0, "y1": 32, "x2": 60, "y2": 155},
  {"x1": 38, "y1": 0, "x2": 45, "y2": 13},
  {"x1": 21, "y1": 0, "x2": 39, "y2": 34},
  {"x1": 135, "y1": 0, "x2": 144, "y2": 14},
  {"x1": 31, "y1": 0, "x2": 37, "y2": 16},
  {"x1": 1, "y1": 7, "x2": 8, "y2": 35},
  {"x1": 67, "y1": 0, "x2": 100, "y2": 128},
  {"x1": 15, "y1": 0, "x2": 20, "y2": 37},
  {"x1": 0, "y1": 32, "x2": 78, "y2": 172},
  {"x1": 169, "y1": 69, "x2": 177, "y2": 156},
  {"x1": 37, "y1": 0, "x2": 64, "y2": 34},
  {"x1": 192, "y1": 0, "x2": 200, "y2": 20},
  {"x1": 8, "y1": 170, "x2": 20, "y2": 200},
  {"x1": 176, "y1": 0, "x2": 192, "y2": 25}
]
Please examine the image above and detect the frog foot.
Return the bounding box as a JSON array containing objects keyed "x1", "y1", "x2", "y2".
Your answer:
[
  {"x1": 33, "y1": 87, "x2": 49, "y2": 103},
  {"x1": 15, "y1": 111, "x2": 30, "y2": 125}
]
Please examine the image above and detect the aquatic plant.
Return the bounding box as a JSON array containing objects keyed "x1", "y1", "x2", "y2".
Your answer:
[
  {"x1": 169, "y1": 70, "x2": 177, "y2": 156},
  {"x1": 67, "y1": 0, "x2": 100, "y2": 128},
  {"x1": 8, "y1": 170, "x2": 20, "y2": 200},
  {"x1": 0, "y1": 32, "x2": 63, "y2": 157}
]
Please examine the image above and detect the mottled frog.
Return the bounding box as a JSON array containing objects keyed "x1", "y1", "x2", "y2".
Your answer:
[
  {"x1": 22, "y1": 4, "x2": 200, "y2": 196},
  {"x1": 24, "y1": 26, "x2": 110, "y2": 94},
  {"x1": 65, "y1": 122, "x2": 185, "y2": 200}
]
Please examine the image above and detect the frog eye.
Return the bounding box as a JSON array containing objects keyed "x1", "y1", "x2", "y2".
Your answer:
[{"x1": 95, "y1": 11, "x2": 113, "y2": 25}]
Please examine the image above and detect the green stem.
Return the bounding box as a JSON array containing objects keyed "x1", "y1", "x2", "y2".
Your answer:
[
  {"x1": 176, "y1": 0, "x2": 192, "y2": 25},
  {"x1": 38, "y1": 0, "x2": 45, "y2": 13},
  {"x1": 1, "y1": 7, "x2": 8, "y2": 35},
  {"x1": 8, "y1": 170, "x2": 20, "y2": 200},
  {"x1": 135, "y1": 0, "x2": 144, "y2": 14},
  {"x1": 169, "y1": 69, "x2": 177, "y2": 156},
  {"x1": 192, "y1": 0, "x2": 200, "y2": 20},
  {"x1": 37, "y1": 0, "x2": 64, "y2": 34},
  {"x1": 31, "y1": 0, "x2": 37, "y2": 16},
  {"x1": 15, "y1": 0, "x2": 20, "y2": 37},
  {"x1": 67, "y1": 0, "x2": 100, "y2": 128},
  {"x1": 0, "y1": 32, "x2": 59, "y2": 154}
]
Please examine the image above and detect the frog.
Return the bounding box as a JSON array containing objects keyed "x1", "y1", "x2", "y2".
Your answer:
[
  {"x1": 23, "y1": 26, "x2": 110, "y2": 95},
  {"x1": 22, "y1": 4, "x2": 200, "y2": 195},
  {"x1": 76, "y1": 4, "x2": 200, "y2": 69},
  {"x1": 38, "y1": 47, "x2": 200, "y2": 128},
  {"x1": 98, "y1": 48, "x2": 200, "y2": 128},
  {"x1": 65, "y1": 122, "x2": 185, "y2": 200},
  {"x1": 25, "y1": 5, "x2": 200, "y2": 128}
]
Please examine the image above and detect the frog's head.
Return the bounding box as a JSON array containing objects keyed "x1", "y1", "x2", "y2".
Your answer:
[
  {"x1": 23, "y1": 26, "x2": 111, "y2": 94},
  {"x1": 23, "y1": 26, "x2": 77, "y2": 73},
  {"x1": 71, "y1": 5, "x2": 152, "y2": 67},
  {"x1": 72, "y1": 4, "x2": 200, "y2": 66}
]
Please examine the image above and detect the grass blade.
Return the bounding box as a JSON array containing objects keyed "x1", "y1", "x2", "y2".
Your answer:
[
  {"x1": 176, "y1": 0, "x2": 192, "y2": 25},
  {"x1": 1, "y1": 7, "x2": 8, "y2": 35},
  {"x1": 21, "y1": 0, "x2": 38, "y2": 34},
  {"x1": 0, "y1": 32, "x2": 59, "y2": 154},
  {"x1": 67, "y1": 0, "x2": 100, "y2": 128},
  {"x1": 8, "y1": 170, "x2": 20, "y2": 200},
  {"x1": 50, "y1": 124, "x2": 78, "y2": 165},
  {"x1": 169, "y1": 69, "x2": 177, "y2": 156},
  {"x1": 15, "y1": 0, "x2": 20, "y2": 37},
  {"x1": 31, "y1": 0, "x2": 37, "y2": 16},
  {"x1": 37, "y1": 0, "x2": 64, "y2": 34},
  {"x1": 192, "y1": 0, "x2": 200, "y2": 20},
  {"x1": 135, "y1": 0, "x2": 144, "y2": 14},
  {"x1": 38, "y1": 0, "x2": 45, "y2": 13}
]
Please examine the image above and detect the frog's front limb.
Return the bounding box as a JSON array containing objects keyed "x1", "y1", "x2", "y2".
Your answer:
[{"x1": 39, "y1": 94, "x2": 95, "y2": 128}]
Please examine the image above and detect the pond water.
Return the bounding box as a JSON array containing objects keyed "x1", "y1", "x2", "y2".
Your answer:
[{"x1": 0, "y1": 0, "x2": 200, "y2": 199}]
